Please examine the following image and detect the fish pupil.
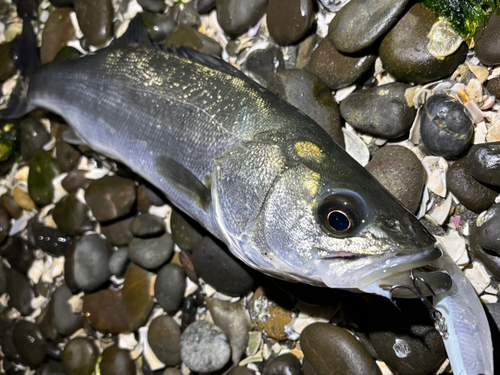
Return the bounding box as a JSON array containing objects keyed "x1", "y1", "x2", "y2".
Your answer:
[{"x1": 327, "y1": 210, "x2": 350, "y2": 232}]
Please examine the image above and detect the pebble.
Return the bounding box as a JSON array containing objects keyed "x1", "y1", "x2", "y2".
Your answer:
[
  {"x1": 179, "y1": 250, "x2": 198, "y2": 282},
  {"x1": 1, "y1": 193, "x2": 22, "y2": 219},
  {"x1": 154, "y1": 263, "x2": 186, "y2": 314},
  {"x1": 28, "y1": 149, "x2": 60, "y2": 206},
  {"x1": 328, "y1": 0, "x2": 409, "y2": 53},
  {"x1": 109, "y1": 246, "x2": 130, "y2": 276},
  {"x1": 14, "y1": 185, "x2": 35, "y2": 211},
  {"x1": 6, "y1": 268, "x2": 36, "y2": 315},
  {"x1": 216, "y1": 0, "x2": 268, "y2": 38},
  {"x1": 192, "y1": 236, "x2": 255, "y2": 296},
  {"x1": 447, "y1": 158, "x2": 497, "y2": 213},
  {"x1": 65, "y1": 234, "x2": 112, "y2": 292},
  {"x1": 12, "y1": 320, "x2": 46, "y2": 368},
  {"x1": 61, "y1": 170, "x2": 91, "y2": 193},
  {"x1": 244, "y1": 46, "x2": 285, "y2": 86},
  {"x1": 421, "y1": 94, "x2": 473, "y2": 157},
  {"x1": 51, "y1": 284, "x2": 83, "y2": 336},
  {"x1": 53, "y1": 46, "x2": 82, "y2": 62},
  {"x1": 100, "y1": 345, "x2": 136, "y2": 375},
  {"x1": 40, "y1": 8, "x2": 75, "y2": 64},
  {"x1": 301, "y1": 322, "x2": 380, "y2": 375},
  {"x1": 181, "y1": 293, "x2": 198, "y2": 330},
  {"x1": 177, "y1": 2, "x2": 201, "y2": 27},
  {"x1": 195, "y1": 0, "x2": 216, "y2": 13},
  {"x1": 52, "y1": 193, "x2": 91, "y2": 236},
  {"x1": 467, "y1": 142, "x2": 500, "y2": 187},
  {"x1": 206, "y1": 298, "x2": 252, "y2": 364},
  {"x1": 142, "y1": 12, "x2": 176, "y2": 44},
  {"x1": 122, "y1": 263, "x2": 156, "y2": 330},
  {"x1": 20, "y1": 118, "x2": 51, "y2": 161},
  {"x1": 267, "y1": 69, "x2": 344, "y2": 147},
  {"x1": 0, "y1": 42, "x2": 17, "y2": 81},
  {"x1": 138, "y1": 0, "x2": 165, "y2": 12},
  {"x1": 61, "y1": 337, "x2": 99, "y2": 375},
  {"x1": 148, "y1": 315, "x2": 182, "y2": 366},
  {"x1": 379, "y1": 4, "x2": 468, "y2": 83},
  {"x1": 74, "y1": 0, "x2": 113, "y2": 46},
  {"x1": 2, "y1": 236, "x2": 34, "y2": 274},
  {"x1": 36, "y1": 361, "x2": 66, "y2": 375},
  {"x1": 263, "y1": 353, "x2": 302, "y2": 375},
  {"x1": 306, "y1": 38, "x2": 376, "y2": 90},
  {"x1": 0, "y1": 261, "x2": 6, "y2": 294},
  {"x1": 477, "y1": 203, "x2": 500, "y2": 253},
  {"x1": 267, "y1": 0, "x2": 314, "y2": 45},
  {"x1": 130, "y1": 213, "x2": 165, "y2": 237},
  {"x1": 34, "y1": 226, "x2": 72, "y2": 256},
  {"x1": 165, "y1": 25, "x2": 222, "y2": 56},
  {"x1": 474, "y1": 9, "x2": 500, "y2": 66},
  {"x1": 101, "y1": 217, "x2": 135, "y2": 246},
  {"x1": 0, "y1": 206, "x2": 10, "y2": 245},
  {"x1": 49, "y1": 0, "x2": 74, "y2": 7},
  {"x1": 340, "y1": 82, "x2": 416, "y2": 139},
  {"x1": 85, "y1": 175, "x2": 137, "y2": 222},
  {"x1": 56, "y1": 125, "x2": 82, "y2": 172},
  {"x1": 2, "y1": 325, "x2": 21, "y2": 364},
  {"x1": 296, "y1": 34, "x2": 321, "y2": 69},
  {"x1": 487, "y1": 77, "x2": 500, "y2": 99},
  {"x1": 180, "y1": 320, "x2": 231, "y2": 372},
  {"x1": 128, "y1": 233, "x2": 174, "y2": 269},
  {"x1": 470, "y1": 222, "x2": 500, "y2": 280}
]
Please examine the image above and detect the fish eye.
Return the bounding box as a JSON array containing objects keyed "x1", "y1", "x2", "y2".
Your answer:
[{"x1": 318, "y1": 193, "x2": 365, "y2": 236}]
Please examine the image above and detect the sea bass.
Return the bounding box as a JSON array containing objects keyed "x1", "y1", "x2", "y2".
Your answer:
[{"x1": 0, "y1": 45, "x2": 493, "y2": 374}]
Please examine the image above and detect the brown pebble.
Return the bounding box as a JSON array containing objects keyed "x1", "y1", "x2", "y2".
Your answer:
[{"x1": 13, "y1": 185, "x2": 35, "y2": 210}]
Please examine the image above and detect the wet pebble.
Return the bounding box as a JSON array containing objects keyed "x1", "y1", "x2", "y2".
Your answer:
[
  {"x1": 61, "y1": 169, "x2": 91, "y2": 193},
  {"x1": 56, "y1": 125, "x2": 82, "y2": 172},
  {"x1": 447, "y1": 158, "x2": 497, "y2": 212},
  {"x1": 181, "y1": 294, "x2": 198, "y2": 330},
  {"x1": 0, "y1": 206, "x2": 10, "y2": 245},
  {"x1": 467, "y1": 142, "x2": 500, "y2": 187},
  {"x1": 74, "y1": 0, "x2": 113, "y2": 46},
  {"x1": 165, "y1": 25, "x2": 222, "y2": 56},
  {"x1": 85, "y1": 175, "x2": 136, "y2": 222},
  {"x1": 36, "y1": 361, "x2": 66, "y2": 375},
  {"x1": 179, "y1": 250, "x2": 198, "y2": 282},
  {"x1": 109, "y1": 247, "x2": 129, "y2": 276},
  {"x1": 379, "y1": 4, "x2": 467, "y2": 83},
  {"x1": 40, "y1": 8, "x2": 75, "y2": 64},
  {"x1": 155, "y1": 263, "x2": 186, "y2": 314},
  {"x1": 487, "y1": 77, "x2": 500, "y2": 99},
  {"x1": 181, "y1": 320, "x2": 231, "y2": 372},
  {"x1": 51, "y1": 284, "x2": 83, "y2": 336},
  {"x1": 268, "y1": 0, "x2": 314, "y2": 45},
  {"x1": 176, "y1": 2, "x2": 201, "y2": 27},
  {"x1": 65, "y1": 234, "x2": 112, "y2": 292},
  {"x1": 1, "y1": 236, "x2": 34, "y2": 274},
  {"x1": 100, "y1": 345, "x2": 136, "y2": 375},
  {"x1": 130, "y1": 213, "x2": 165, "y2": 237},
  {"x1": 13, "y1": 320, "x2": 46, "y2": 368},
  {"x1": 267, "y1": 69, "x2": 344, "y2": 147},
  {"x1": 194, "y1": 0, "x2": 216, "y2": 13},
  {"x1": 244, "y1": 46, "x2": 285, "y2": 86},
  {"x1": 0, "y1": 261, "x2": 6, "y2": 294},
  {"x1": 477, "y1": 203, "x2": 500, "y2": 254},
  {"x1": 138, "y1": 0, "x2": 165, "y2": 12},
  {"x1": 366, "y1": 145, "x2": 425, "y2": 213},
  {"x1": 340, "y1": 82, "x2": 416, "y2": 139},
  {"x1": 142, "y1": 12, "x2": 176, "y2": 44},
  {"x1": 34, "y1": 226, "x2": 72, "y2": 256},
  {"x1": 148, "y1": 315, "x2": 182, "y2": 366},
  {"x1": 20, "y1": 118, "x2": 51, "y2": 161},
  {"x1": 216, "y1": 0, "x2": 268, "y2": 38},
  {"x1": 53, "y1": 193, "x2": 91, "y2": 236},
  {"x1": 171, "y1": 209, "x2": 204, "y2": 252},
  {"x1": 61, "y1": 337, "x2": 99, "y2": 375},
  {"x1": 101, "y1": 217, "x2": 135, "y2": 246},
  {"x1": 306, "y1": 38, "x2": 376, "y2": 90},
  {"x1": 421, "y1": 94, "x2": 473, "y2": 157},
  {"x1": 228, "y1": 367, "x2": 256, "y2": 375},
  {"x1": 470, "y1": 222, "x2": 500, "y2": 280},
  {"x1": 28, "y1": 149, "x2": 60, "y2": 206},
  {"x1": 475, "y1": 9, "x2": 500, "y2": 66},
  {"x1": 328, "y1": 0, "x2": 409, "y2": 53},
  {"x1": 49, "y1": 0, "x2": 74, "y2": 7},
  {"x1": 6, "y1": 268, "x2": 36, "y2": 315},
  {"x1": 128, "y1": 232, "x2": 174, "y2": 269},
  {"x1": 1, "y1": 193, "x2": 22, "y2": 219},
  {"x1": 192, "y1": 236, "x2": 255, "y2": 296},
  {"x1": 296, "y1": 34, "x2": 321, "y2": 69},
  {"x1": 2, "y1": 325, "x2": 21, "y2": 363},
  {"x1": 301, "y1": 322, "x2": 380, "y2": 375},
  {"x1": 0, "y1": 42, "x2": 17, "y2": 81},
  {"x1": 263, "y1": 353, "x2": 302, "y2": 375}
]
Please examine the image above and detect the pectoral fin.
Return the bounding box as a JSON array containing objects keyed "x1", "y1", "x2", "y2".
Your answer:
[{"x1": 154, "y1": 156, "x2": 211, "y2": 212}]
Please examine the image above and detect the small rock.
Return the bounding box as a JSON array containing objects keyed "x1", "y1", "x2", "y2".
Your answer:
[
  {"x1": 85, "y1": 175, "x2": 137, "y2": 222},
  {"x1": 74, "y1": 0, "x2": 113, "y2": 46},
  {"x1": 0, "y1": 262, "x2": 6, "y2": 294},
  {"x1": 194, "y1": 0, "x2": 216, "y2": 13},
  {"x1": 192, "y1": 236, "x2": 255, "y2": 296},
  {"x1": 0, "y1": 206, "x2": 10, "y2": 245},
  {"x1": 101, "y1": 217, "x2": 135, "y2": 246},
  {"x1": 100, "y1": 345, "x2": 136, "y2": 375},
  {"x1": 109, "y1": 247, "x2": 130, "y2": 276},
  {"x1": 130, "y1": 213, "x2": 165, "y2": 237},
  {"x1": 467, "y1": 142, "x2": 500, "y2": 187},
  {"x1": 28, "y1": 150, "x2": 60, "y2": 206},
  {"x1": 40, "y1": 8, "x2": 75, "y2": 64},
  {"x1": 1, "y1": 193, "x2": 22, "y2": 219},
  {"x1": 61, "y1": 337, "x2": 99, "y2": 375},
  {"x1": 65, "y1": 234, "x2": 112, "y2": 292},
  {"x1": 328, "y1": 0, "x2": 409, "y2": 53},
  {"x1": 216, "y1": 0, "x2": 268, "y2": 38},
  {"x1": 13, "y1": 320, "x2": 46, "y2": 368},
  {"x1": 475, "y1": 9, "x2": 500, "y2": 66},
  {"x1": 263, "y1": 353, "x2": 302, "y2": 375},
  {"x1": 51, "y1": 284, "x2": 83, "y2": 336},
  {"x1": 36, "y1": 361, "x2": 66, "y2": 375},
  {"x1": 0, "y1": 42, "x2": 17, "y2": 81},
  {"x1": 128, "y1": 233, "x2": 174, "y2": 269},
  {"x1": 379, "y1": 4, "x2": 467, "y2": 83},
  {"x1": 340, "y1": 83, "x2": 416, "y2": 139},
  {"x1": 61, "y1": 170, "x2": 91, "y2": 193},
  {"x1": 296, "y1": 34, "x2": 321, "y2": 69},
  {"x1": 301, "y1": 322, "x2": 381, "y2": 375},
  {"x1": 52, "y1": 193, "x2": 91, "y2": 236},
  {"x1": 447, "y1": 158, "x2": 497, "y2": 213},
  {"x1": 165, "y1": 25, "x2": 222, "y2": 56},
  {"x1": 177, "y1": 2, "x2": 201, "y2": 27},
  {"x1": 6, "y1": 268, "x2": 36, "y2": 315},
  {"x1": 487, "y1": 77, "x2": 500, "y2": 99},
  {"x1": 34, "y1": 226, "x2": 72, "y2": 256},
  {"x1": 148, "y1": 315, "x2": 182, "y2": 366},
  {"x1": 181, "y1": 294, "x2": 198, "y2": 330},
  {"x1": 228, "y1": 367, "x2": 256, "y2": 375},
  {"x1": 366, "y1": 145, "x2": 425, "y2": 213},
  {"x1": 477, "y1": 203, "x2": 500, "y2": 253},
  {"x1": 2, "y1": 325, "x2": 21, "y2": 363},
  {"x1": 268, "y1": 0, "x2": 314, "y2": 45},
  {"x1": 122, "y1": 263, "x2": 156, "y2": 330},
  {"x1": 244, "y1": 46, "x2": 285, "y2": 86},
  {"x1": 180, "y1": 320, "x2": 231, "y2": 372},
  {"x1": 1, "y1": 236, "x2": 34, "y2": 274},
  {"x1": 170, "y1": 209, "x2": 203, "y2": 252},
  {"x1": 53, "y1": 46, "x2": 82, "y2": 62},
  {"x1": 13, "y1": 184, "x2": 35, "y2": 211},
  {"x1": 470, "y1": 222, "x2": 500, "y2": 280},
  {"x1": 179, "y1": 250, "x2": 198, "y2": 282},
  {"x1": 20, "y1": 118, "x2": 51, "y2": 160},
  {"x1": 138, "y1": 0, "x2": 165, "y2": 12},
  {"x1": 421, "y1": 94, "x2": 473, "y2": 157},
  {"x1": 56, "y1": 125, "x2": 82, "y2": 172},
  {"x1": 154, "y1": 263, "x2": 186, "y2": 314},
  {"x1": 306, "y1": 38, "x2": 376, "y2": 90},
  {"x1": 142, "y1": 12, "x2": 176, "y2": 44}
]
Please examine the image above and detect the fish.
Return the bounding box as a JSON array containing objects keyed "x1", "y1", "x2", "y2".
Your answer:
[{"x1": 0, "y1": 43, "x2": 493, "y2": 374}]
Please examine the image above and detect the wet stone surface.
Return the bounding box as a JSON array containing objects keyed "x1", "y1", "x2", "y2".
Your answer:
[
  {"x1": 61, "y1": 337, "x2": 99, "y2": 375},
  {"x1": 263, "y1": 353, "x2": 303, "y2": 375},
  {"x1": 467, "y1": 142, "x2": 500, "y2": 187},
  {"x1": 13, "y1": 320, "x2": 46, "y2": 368},
  {"x1": 74, "y1": 0, "x2": 113, "y2": 46},
  {"x1": 267, "y1": 0, "x2": 314, "y2": 46},
  {"x1": 475, "y1": 9, "x2": 500, "y2": 66},
  {"x1": 148, "y1": 314, "x2": 182, "y2": 366},
  {"x1": 216, "y1": 0, "x2": 268, "y2": 38},
  {"x1": 476, "y1": 203, "x2": 500, "y2": 254},
  {"x1": 128, "y1": 232, "x2": 174, "y2": 269},
  {"x1": 155, "y1": 263, "x2": 186, "y2": 313},
  {"x1": 99, "y1": 345, "x2": 136, "y2": 375}
]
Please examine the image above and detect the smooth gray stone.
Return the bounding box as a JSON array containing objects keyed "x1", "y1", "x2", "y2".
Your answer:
[
  {"x1": 467, "y1": 142, "x2": 500, "y2": 187},
  {"x1": 154, "y1": 263, "x2": 186, "y2": 314},
  {"x1": 128, "y1": 233, "x2": 174, "y2": 269}
]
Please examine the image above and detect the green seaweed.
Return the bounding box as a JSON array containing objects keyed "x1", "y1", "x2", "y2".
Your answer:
[{"x1": 421, "y1": 0, "x2": 500, "y2": 39}]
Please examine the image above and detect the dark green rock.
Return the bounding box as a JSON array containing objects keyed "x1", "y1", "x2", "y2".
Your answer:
[
  {"x1": 467, "y1": 142, "x2": 500, "y2": 187},
  {"x1": 154, "y1": 263, "x2": 186, "y2": 314},
  {"x1": 20, "y1": 118, "x2": 50, "y2": 161},
  {"x1": 263, "y1": 353, "x2": 302, "y2": 375},
  {"x1": 138, "y1": 0, "x2": 165, "y2": 12},
  {"x1": 267, "y1": 0, "x2": 314, "y2": 45},
  {"x1": 28, "y1": 149, "x2": 60, "y2": 206},
  {"x1": 475, "y1": 8, "x2": 500, "y2": 66},
  {"x1": 148, "y1": 315, "x2": 182, "y2": 366},
  {"x1": 61, "y1": 337, "x2": 99, "y2": 375},
  {"x1": 379, "y1": 4, "x2": 468, "y2": 84},
  {"x1": 142, "y1": 11, "x2": 175, "y2": 43},
  {"x1": 165, "y1": 26, "x2": 222, "y2": 56},
  {"x1": 170, "y1": 209, "x2": 203, "y2": 252},
  {"x1": 216, "y1": 0, "x2": 268, "y2": 38},
  {"x1": 13, "y1": 320, "x2": 47, "y2": 368},
  {"x1": 53, "y1": 46, "x2": 82, "y2": 62},
  {"x1": 100, "y1": 345, "x2": 136, "y2": 375},
  {"x1": 74, "y1": 0, "x2": 113, "y2": 46},
  {"x1": 128, "y1": 233, "x2": 174, "y2": 269},
  {"x1": 35, "y1": 361, "x2": 66, "y2": 375},
  {"x1": 194, "y1": 0, "x2": 216, "y2": 13},
  {"x1": 53, "y1": 193, "x2": 91, "y2": 236}
]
